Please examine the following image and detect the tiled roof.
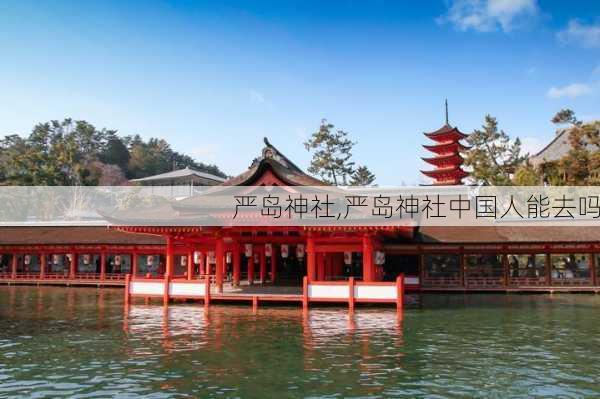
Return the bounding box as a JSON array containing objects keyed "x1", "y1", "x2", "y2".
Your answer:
[
  {"x1": 0, "y1": 226, "x2": 165, "y2": 245},
  {"x1": 130, "y1": 167, "x2": 226, "y2": 183}
]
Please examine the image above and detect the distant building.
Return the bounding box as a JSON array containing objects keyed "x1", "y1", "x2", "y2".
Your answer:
[
  {"x1": 529, "y1": 127, "x2": 597, "y2": 167},
  {"x1": 130, "y1": 167, "x2": 226, "y2": 186}
]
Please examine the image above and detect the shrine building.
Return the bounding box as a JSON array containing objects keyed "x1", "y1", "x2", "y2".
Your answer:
[{"x1": 2, "y1": 128, "x2": 600, "y2": 306}]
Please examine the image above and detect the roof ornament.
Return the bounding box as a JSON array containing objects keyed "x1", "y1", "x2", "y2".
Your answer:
[
  {"x1": 263, "y1": 137, "x2": 271, "y2": 147},
  {"x1": 445, "y1": 98, "x2": 449, "y2": 126}
]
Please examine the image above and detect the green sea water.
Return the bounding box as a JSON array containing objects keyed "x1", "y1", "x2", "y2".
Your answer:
[{"x1": 1, "y1": 286, "x2": 600, "y2": 398}]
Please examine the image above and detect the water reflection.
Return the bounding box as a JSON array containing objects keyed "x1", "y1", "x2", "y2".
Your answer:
[{"x1": 3, "y1": 287, "x2": 600, "y2": 397}]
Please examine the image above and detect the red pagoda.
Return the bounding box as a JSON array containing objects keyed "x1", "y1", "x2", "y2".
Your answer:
[{"x1": 421, "y1": 101, "x2": 469, "y2": 185}]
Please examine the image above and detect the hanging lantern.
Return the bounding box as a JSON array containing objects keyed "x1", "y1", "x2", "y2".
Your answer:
[
  {"x1": 244, "y1": 244, "x2": 253, "y2": 257},
  {"x1": 147, "y1": 255, "x2": 155, "y2": 266},
  {"x1": 82, "y1": 254, "x2": 91, "y2": 265},
  {"x1": 344, "y1": 252, "x2": 352, "y2": 265},
  {"x1": 264, "y1": 244, "x2": 272, "y2": 257},
  {"x1": 226, "y1": 252, "x2": 232, "y2": 263},
  {"x1": 24, "y1": 255, "x2": 31, "y2": 265},
  {"x1": 114, "y1": 255, "x2": 121, "y2": 266},
  {"x1": 180, "y1": 255, "x2": 187, "y2": 266},
  {"x1": 281, "y1": 244, "x2": 289, "y2": 258},
  {"x1": 253, "y1": 253, "x2": 259, "y2": 263},
  {"x1": 193, "y1": 251, "x2": 202, "y2": 264},
  {"x1": 296, "y1": 244, "x2": 305, "y2": 259},
  {"x1": 66, "y1": 254, "x2": 72, "y2": 262},
  {"x1": 208, "y1": 251, "x2": 216, "y2": 264},
  {"x1": 375, "y1": 251, "x2": 386, "y2": 265},
  {"x1": 53, "y1": 254, "x2": 61, "y2": 265}
]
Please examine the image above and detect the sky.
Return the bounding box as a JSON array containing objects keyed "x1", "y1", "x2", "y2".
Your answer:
[{"x1": 0, "y1": 0, "x2": 599, "y2": 185}]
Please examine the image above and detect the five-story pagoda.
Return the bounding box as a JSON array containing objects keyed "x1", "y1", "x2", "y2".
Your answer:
[{"x1": 421, "y1": 101, "x2": 469, "y2": 185}]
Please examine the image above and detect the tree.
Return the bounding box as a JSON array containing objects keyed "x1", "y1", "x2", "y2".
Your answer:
[
  {"x1": 304, "y1": 119, "x2": 356, "y2": 185},
  {"x1": 464, "y1": 115, "x2": 526, "y2": 185},
  {"x1": 0, "y1": 119, "x2": 227, "y2": 185},
  {"x1": 101, "y1": 134, "x2": 130, "y2": 170},
  {"x1": 350, "y1": 165, "x2": 376, "y2": 186},
  {"x1": 551, "y1": 108, "x2": 581, "y2": 126},
  {"x1": 512, "y1": 164, "x2": 540, "y2": 185}
]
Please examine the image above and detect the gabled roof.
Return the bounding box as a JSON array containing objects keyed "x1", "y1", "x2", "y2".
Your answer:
[
  {"x1": 130, "y1": 167, "x2": 226, "y2": 184},
  {"x1": 222, "y1": 138, "x2": 326, "y2": 186}
]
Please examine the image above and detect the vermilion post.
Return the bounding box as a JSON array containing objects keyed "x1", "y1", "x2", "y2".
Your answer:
[
  {"x1": 259, "y1": 248, "x2": 266, "y2": 283},
  {"x1": 40, "y1": 253, "x2": 46, "y2": 279},
  {"x1": 132, "y1": 252, "x2": 138, "y2": 277},
  {"x1": 348, "y1": 277, "x2": 355, "y2": 311},
  {"x1": 302, "y1": 275, "x2": 309, "y2": 309},
  {"x1": 204, "y1": 275, "x2": 211, "y2": 306},
  {"x1": 270, "y1": 249, "x2": 277, "y2": 283},
  {"x1": 165, "y1": 236, "x2": 174, "y2": 277},
  {"x1": 11, "y1": 254, "x2": 17, "y2": 279},
  {"x1": 306, "y1": 238, "x2": 316, "y2": 282},
  {"x1": 252, "y1": 295, "x2": 258, "y2": 311},
  {"x1": 187, "y1": 251, "x2": 193, "y2": 281},
  {"x1": 233, "y1": 245, "x2": 241, "y2": 287},
  {"x1": 69, "y1": 253, "x2": 77, "y2": 279},
  {"x1": 396, "y1": 274, "x2": 404, "y2": 313},
  {"x1": 362, "y1": 235, "x2": 374, "y2": 282},
  {"x1": 247, "y1": 256, "x2": 254, "y2": 285},
  {"x1": 215, "y1": 238, "x2": 224, "y2": 293},
  {"x1": 124, "y1": 273, "x2": 131, "y2": 305},
  {"x1": 163, "y1": 274, "x2": 170, "y2": 306},
  {"x1": 100, "y1": 252, "x2": 107, "y2": 280}
]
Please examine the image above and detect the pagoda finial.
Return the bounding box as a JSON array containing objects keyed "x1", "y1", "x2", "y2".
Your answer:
[{"x1": 445, "y1": 99, "x2": 449, "y2": 126}]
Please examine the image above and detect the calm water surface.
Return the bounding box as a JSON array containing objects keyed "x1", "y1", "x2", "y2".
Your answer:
[{"x1": 1, "y1": 287, "x2": 600, "y2": 398}]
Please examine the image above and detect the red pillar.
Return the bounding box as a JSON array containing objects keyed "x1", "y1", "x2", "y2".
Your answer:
[
  {"x1": 132, "y1": 252, "x2": 138, "y2": 277},
  {"x1": 307, "y1": 238, "x2": 316, "y2": 282},
  {"x1": 187, "y1": 251, "x2": 193, "y2": 280},
  {"x1": 199, "y1": 253, "x2": 205, "y2": 275},
  {"x1": 165, "y1": 236, "x2": 174, "y2": 277},
  {"x1": 317, "y1": 253, "x2": 325, "y2": 281},
  {"x1": 362, "y1": 235, "x2": 374, "y2": 282},
  {"x1": 248, "y1": 255, "x2": 255, "y2": 285},
  {"x1": 100, "y1": 252, "x2": 107, "y2": 280},
  {"x1": 40, "y1": 253, "x2": 47, "y2": 279},
  {"x1": 260, "y1": 247, "x2": 266, "y2": 283},
  {"x1": 69, "y1": 253, "x2": 77, "y2": 278},
  {"x1": 215, "y1": 239, "x2": 224, "y2": 292},
  {"x1": 11, "y1": 254, "x2": 17, "y2": 279},
  {"x1": 271, "y1": 248, "x2": 277, "y2": 283},
  {"x1": 233, "y1": 244, "x2": 241, "y2": 287}
]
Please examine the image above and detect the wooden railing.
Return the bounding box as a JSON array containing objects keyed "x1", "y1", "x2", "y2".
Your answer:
[
  {"x1": 550, "y1": 277, "x2": 592, "y2": 286},
  {"x1": 422, "y1": 277, "x2": 462, "y2": 287},
  {"x1": 465, "y1": 277, "x2": 505, "y2": 287},
  {"x1": 508, "y1": 277, "x2": 547, "y2": 286}
]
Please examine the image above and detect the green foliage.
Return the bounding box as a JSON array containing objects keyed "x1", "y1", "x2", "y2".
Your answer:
[
  {"x1": 551, "y1": 108, "x2": 581, "y2": 126},
  {"x1": 464, "y1": 115, "x2": 526, "y2": 186},
  {"x1": 547, "y1": 120, "x2": 600, "y2": 185},
  {"x1": 512, "y1": 164, "x2": 540, "y2": 186},
  {"x1": 304, "y1": 119, "x2": 370, "y2": 185},
  {"x1": 350, "y1": 165, "x2": 376, "y2": 186},
  {"x1": 0, "y1": 118, "x2": 226, "y2": 186}
]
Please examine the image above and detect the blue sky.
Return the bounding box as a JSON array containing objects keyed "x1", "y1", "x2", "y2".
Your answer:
[{"x1": 0, "y1": 0, "x2": 599, "y2": 185}]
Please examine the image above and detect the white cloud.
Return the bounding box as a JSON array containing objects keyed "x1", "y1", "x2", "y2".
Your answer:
[
  {"x1": 546, "y1": 83, "x2": 593, "y2": 99},
  {"x1": 438, "y1": 0, "x2": 538, "y2": 32},
  {"x1": 557, "y1": 20, "x2": 600, "y2": 48},
  {"x1": 249, "y1": 90, "x2": 266, "y2": 104}
]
